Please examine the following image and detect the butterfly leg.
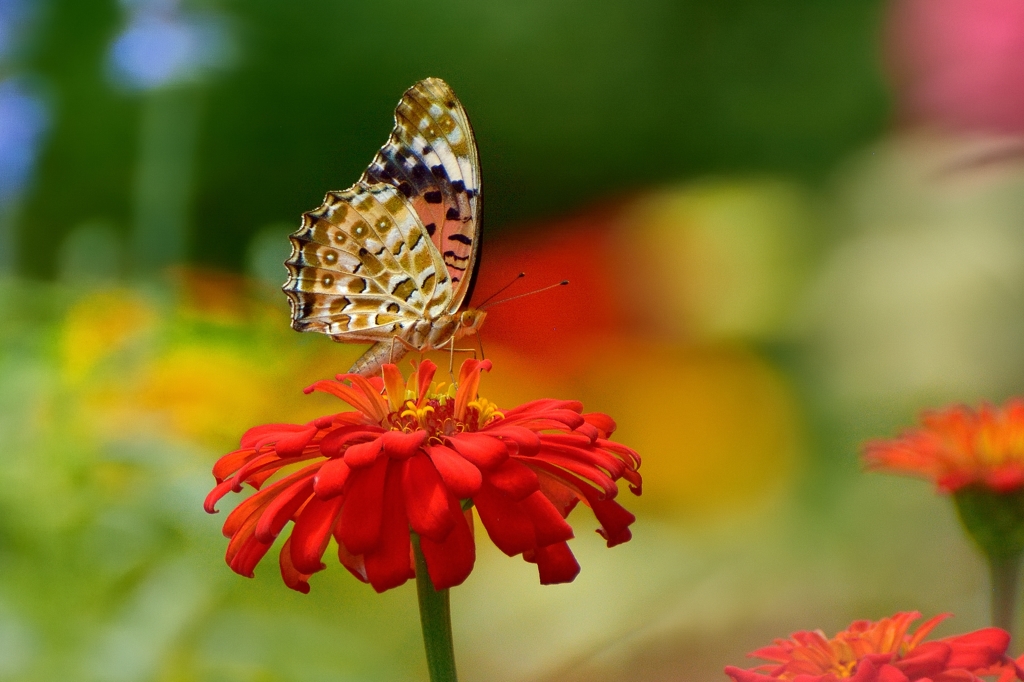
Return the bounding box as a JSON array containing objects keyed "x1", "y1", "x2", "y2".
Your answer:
[{"x1": 446, "y1": 335, "x2": 481, "y2": 381}]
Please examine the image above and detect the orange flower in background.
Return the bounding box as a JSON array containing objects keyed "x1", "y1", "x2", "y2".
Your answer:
[
  {"x1": 725, "y1": 612, "x2": 1019, "y2": 682},
  {"x1": 205, "y1": 359, "x2": 641, "y2": 593},
  {"x1": 863, "y1": 399, "x2": 1024, "y2": 493}
]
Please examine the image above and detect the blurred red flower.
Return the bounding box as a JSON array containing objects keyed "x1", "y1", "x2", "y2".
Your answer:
[
  {"x1": 725, "y1": 612, "x2": 1020, "y2": 682},
  {"x1": 205, "y1": 358, "x2": 642, "y2": 593},
  {"x1": 886, "y1": 0, "x2": 1024, "y2": 134},
  {"x1": 863, "y1": 399, "x2": 1024, "y2": 493}
]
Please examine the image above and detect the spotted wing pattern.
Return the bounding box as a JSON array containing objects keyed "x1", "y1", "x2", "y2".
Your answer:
[
  {"x1": 283, "y1": 182, "x2": 453, "y2": 341},
  {"x1": 362, "y1": 77, "x2": 482, "y2": 308}
]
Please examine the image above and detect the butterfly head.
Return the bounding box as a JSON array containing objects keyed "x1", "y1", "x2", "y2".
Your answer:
[{"x1": 455, "y1": 308, "x2": 488, "y2": 338}]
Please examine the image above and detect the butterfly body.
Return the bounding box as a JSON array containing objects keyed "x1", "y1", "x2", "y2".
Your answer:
[{"x1": 283, "y1": 78, "x2": 483, "y2": 377}]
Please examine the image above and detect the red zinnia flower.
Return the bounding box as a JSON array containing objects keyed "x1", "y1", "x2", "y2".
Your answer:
[
  {"x1": 204, "y1": 358, "x2": 642, "y2": 593},
  {"x1": 863, "y1": 399, "x2": 1024, "y2": 493},
  {"x1": 725, "y1": 612, "x2": 1020, "y2": 682}
]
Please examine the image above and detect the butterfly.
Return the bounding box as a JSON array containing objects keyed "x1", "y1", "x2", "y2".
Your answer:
[{"x1": 282, "y1": 78, "x2": 485, "y2": 377}]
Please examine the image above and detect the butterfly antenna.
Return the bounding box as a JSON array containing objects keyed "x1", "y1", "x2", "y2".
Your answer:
[
  {"x1": 475, "y1": 272, "x2": 526, "y2": 307},
  {"x1": 481, "y1": 280, "x2": 569, "y2": 310}
]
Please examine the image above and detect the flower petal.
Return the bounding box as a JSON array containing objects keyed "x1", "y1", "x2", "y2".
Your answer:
[
  {"x1": 725, "y1": 667, "x2": 777, "y2": 682},
  {"x1": 254, "y1": 475, "x2": 315, "y2": 543},
  {"x1": 525, "y1": 541, "x2": 580, "y2": 584},
  {"x1": 482, "y1": 425, "x2": 540, "y2": 456},
  {"x1": 227, "y1": 534, "x2": 274, "y2": 579},
  {"x1": 583, "y1": 412, "x2": 616, "y2": 437},
  {"x1": 319, "y1": 425, "x2": 383, "y2": 457},
  {"x1": 454, "y1": 358, "x2": 491, "y2": 420},
  {"x1": 313, "y1": 457, "x2": 351, "y2": 499},
  {"x1": 415, "y1": 360, "x2": 438, "y2": 402},
  {"x1": 279, "y1": 536, "x2": 314, "y2": 594},
  {"x1": 419, "y1": 494, "x2": 476, "y2": 589},
  {"x1": 894, "y1": 641, "x2": 950, "y2": 678},
  {"x1": 306, "y1": 379, "x2": 386, "y2": 422},
  {"x1": 487, "y1": 458, "x2": 540, "y2": 500},
  {"x1": 345, "y1": 438, "x2": 384, "y2": 468},
  {"x1": 941, "y1": 628, "x2": 1010, "y2": 669},
  {"x1": 382, "y1": 429, "x2": 428, "y2": 459},
  {"x1": 337, "y1": 457, "x2": 389, "y2": 555},
  {"x1": 522, "y1": 491, "x2": 574, "y2": 546},
  {"x1": 592, "y1": 497, "x2": 636, "y2": 547},
  {"x1": 289, "y1": 493, "x2": 346, "y2": 574},
  {"x1": 449, "y1": 432, "x2": 508, "y2": 469},
  {"x1": 364, "y1": 461, "x2": 414, "y2": 592},
  {"x1": 404, "y1": 454, "x2": 456, "y2": 541},
  {"x1": 474, "y1": 483, "x2": 535, "y2": 556},
  {"x1": 382, "y1": 364, "x2": 406, "y2": 412},
  {"x1": 335, "y1": 538, "x2": 368, "y2": 583},
  {"x1": 426, "y1": 444, "x2": 482, "y2": 498}
]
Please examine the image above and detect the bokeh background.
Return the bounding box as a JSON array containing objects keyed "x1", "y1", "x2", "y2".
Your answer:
[{"x1": 3, "y1": 0, "x2": 1024, "y2": 680}]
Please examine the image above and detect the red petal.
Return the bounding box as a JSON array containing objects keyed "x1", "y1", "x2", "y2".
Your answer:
[
  {"x1": 313, "y1": 457, "x2": 351, "y2": 499},
  {"x1": 289, "y1": 493, "x2": 345, "y2": 574},
  {"x1": 415, "y1": 360, "x2": 437, "y2": 401},
  {"x1": 306, "y1": 379, "x2": 385, "y2": 422},
  {"x1": 583, "y1": 412, "x2": 616, "y2": 437},
  {"x1": 895, "y1": 641, "x2": 949, "y2": 678},
  {"x1": 240, "y1": 423, "x2": 314, "y2": 451},
  {"x1": 474, "y1": 483, "x2": 535, "y2": 556},
  {"x1": 344, "y1": 438, "x2": 384, "y2": 468},
  {"x1": 448, "y1": 432, "x2": 508, "y2": 469},
  {"x1": 482, "y1": 425, "x2": 541, "y2": 456},
  {"x1": 382, "y1": 430, "x2": 428, "y2": 459},
  {"x1": 382, "y1": 364, "x2": 406, "y2": 412},
  {"x1": 227, "y1": 535, "x2": 274, "y2": 578},
  {"x1": 403, "y1": 454, "x2": 456, "y2": 541},
  {"x1": 527, "y1": 541, "x2": 580, "y2": 584},
  {"x1": 454, "y1": 358, "x2": 490, "y2": 420},
  {"x1": 725, "y1": 667, "x2": 780, "y2": 682},
  {"x1": 420, "y1": 495, "x2": 476, "y2": 589},
  {"x1": 364, "y1": 461, "x2": 414, "y2": 592},
  {"x1": 942, "y1": 628, "x2": 1010, "y2": 668},
  {"x1": 876, "y1": 664, "x2": 909, "y2": 682},
  {"x1": 427, "y1": 445, "x2": 482, "y2": 498},
  {"x1": 212, "y1": 447, "x2": 260, "y2": 481},
  {"x1": 337, "y1": 457, "x2": 389, "y2": 555},
  {"x1": 592, "y1": 498, "x2": 636, "y2": 547},
  {"x1": 336, "y1": 538, "x2": 368, "y2": 583},
  {"x1": 319, "y1": 425, "x2": 383, "y2": 457},
  {"x1": 522, "y1": 491, "x2": 574, "y2": 546},
  {"x1": 274, "y1": 425, "x2": 320, "y2": 457},
  {"x1": 279, "y1": 536, "x2": 313, "y2": 593},
  {"x1": 254, "y1": 475, "x2": 315, "y2": 543},
  {"x1": 486, "y1": 458, "x2": 540, "y2": 500},
  {"x1": 537, "y1": 472, "x2": 581, "y2": 518},
  {"x1": 333, "y1": 374, "x2": 390, "y2": 422}
]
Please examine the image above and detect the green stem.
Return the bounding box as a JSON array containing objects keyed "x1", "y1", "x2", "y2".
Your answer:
[
  {"x1": 989, "y1": 553, "x2": 1022, "y2": 638},
  {"x1": 413, "y1": 535, "x2": 458, "y2": 682}
]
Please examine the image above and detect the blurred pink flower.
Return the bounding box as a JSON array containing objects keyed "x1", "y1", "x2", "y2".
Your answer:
[
  {"x1": 725, "y1": 612, "x2": 1020, "y2": 682},
  {"x1": 886, "y1": 0, "x2": 1024, "y2": 133},
  {"x1": 863, "y1": 399, "x2": 1024, "y2": 494}
]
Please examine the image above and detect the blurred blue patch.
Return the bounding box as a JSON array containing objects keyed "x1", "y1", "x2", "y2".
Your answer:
[
  {"x1": 107, "y1": 1, "x2": 235, "y2": 91},
  {"x1": 0, "y1": 0, "x2": 34, "y2": 62},
  {"x1": 0, "y1": 78, "x2": 48, "y2": 202}
]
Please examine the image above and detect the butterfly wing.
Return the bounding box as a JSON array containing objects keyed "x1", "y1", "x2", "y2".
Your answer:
[
  {"x1": 282, "y1": 182, "x2": 454, "y2": 342},
  {"x1": 362, "y1": 77, "x2": 482, "y2": 311}
]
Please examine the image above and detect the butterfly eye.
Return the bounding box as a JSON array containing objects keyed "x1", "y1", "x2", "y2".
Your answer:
[
  {"x1": 334, "y1": 232, "x2": 347, "y2": 245},
  {"x1": 353, "y1": 224, "x2": 368, "y2": 238},
  {"x1": 322, "y1": 275, "x2": 334, "y2": 288},
  {"x1": 376, "y1": 217, "x2": 392, "y2": 232},
  {"x1": 324, "y1": 252, "x2": 337, "y2": 265}
]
